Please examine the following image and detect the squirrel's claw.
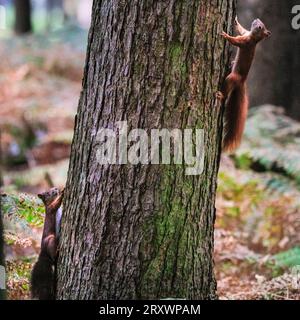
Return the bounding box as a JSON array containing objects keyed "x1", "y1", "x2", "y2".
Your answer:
[
  {"x1": 215, "y1": 91, "x2": 224, "y2": 101},
  {"x1": 221, "y1": 31, "x2": 228, "y2": 38}
]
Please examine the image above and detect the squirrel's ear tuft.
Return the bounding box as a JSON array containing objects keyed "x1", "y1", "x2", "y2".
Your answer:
[{"x1": 37, "y1": 193, "x2": 46, "y2": 202}]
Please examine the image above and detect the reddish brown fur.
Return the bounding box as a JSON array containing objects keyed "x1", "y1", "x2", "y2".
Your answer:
[
  {"x1": 30, "y1": 187, "x2": 64, "y2": 300},
  {"x1": 217, "y1": 18, "x2": 270, "y2": 152},
  {"x1": 223, "y1": 83, "x2": 248, "y2": 152}
]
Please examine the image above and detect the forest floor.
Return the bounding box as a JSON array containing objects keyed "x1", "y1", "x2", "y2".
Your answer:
[{"x1": 1, "y1": 28, "x2": 300, "y2": 300}]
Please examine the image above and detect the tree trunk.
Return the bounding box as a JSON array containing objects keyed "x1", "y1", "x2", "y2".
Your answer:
[
  {"x1": 14, "y1": 0, "x2": 32, "y2": 34},
  {"x1": 57, "y1": 0, "x2": 235, "y2": 299},
  {"x1": 237, "y1": 0, "x2": 300, "y2": 120}
]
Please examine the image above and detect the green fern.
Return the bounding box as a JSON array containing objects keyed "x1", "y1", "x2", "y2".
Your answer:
[
  {"x1": 235, "y1": 105, "x2": 300, "y2": 189},
  {"x1": 273, "y1": 247, "x2": 300, "y2": 268}
]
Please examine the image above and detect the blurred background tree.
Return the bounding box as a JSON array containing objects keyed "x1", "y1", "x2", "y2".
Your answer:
[
  {"x1": 238, "y1": 0, "x2": 300, "y2": 120},
  {"x1": 0, "y1": 0, "x2": 92, "y2": 35},
  {"x1": 14, "y1": 0, "x2": 32, "y2": 34}
]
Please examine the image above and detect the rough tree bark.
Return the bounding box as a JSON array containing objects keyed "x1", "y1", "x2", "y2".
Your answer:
[
  {"x1": 237, "y1": 0, "x2": 300, "y2": 120},
  {"x1": 14, "y1": 0, "x2": 32, "y2": 34},
  {"x1": 57, "y1": 0, "x2": 235, "y2": 299}
]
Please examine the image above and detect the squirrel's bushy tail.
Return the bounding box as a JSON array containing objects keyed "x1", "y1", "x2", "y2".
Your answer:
[
  {"x1": 30, "y1": 252, "x2": 54, "y2": 300},
  {"x1": 223, "y1": 83, "x2": 248, "y2": 152}
]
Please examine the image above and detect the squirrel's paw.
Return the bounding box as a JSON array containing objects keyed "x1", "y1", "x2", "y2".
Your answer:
[
  {"x1": 234, "y1": 16, "x2": 239, "y2": 25},
  {"x1": 221, "y1": 31, "x2": 228, "y2": 38},
  {"x1": 215, "y1": 91, "x2": 224, "y2": 101}
]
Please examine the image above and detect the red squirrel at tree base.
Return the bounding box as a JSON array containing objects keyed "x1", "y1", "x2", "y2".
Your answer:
[
  {"x1": 217, "y1": 17, "x2": 271, "y2": 152},
  {"x1": 30, "y1": 187, "x2": 64, "y2": 300}
]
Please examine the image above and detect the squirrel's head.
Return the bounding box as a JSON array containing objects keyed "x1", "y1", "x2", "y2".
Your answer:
[
  {"x1": 251, "y1": 19, "x2": 271, "y2": 41},
  {"x1": 38, "y1": 187, "x2": 63, "y2": 206}
]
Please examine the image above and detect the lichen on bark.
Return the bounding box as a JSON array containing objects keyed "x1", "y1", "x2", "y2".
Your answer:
[{"x1": 57, "y1": 0, "x2": 235, "y2": 300}]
